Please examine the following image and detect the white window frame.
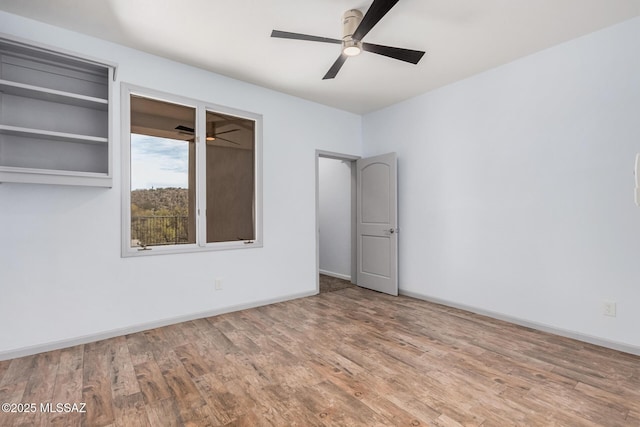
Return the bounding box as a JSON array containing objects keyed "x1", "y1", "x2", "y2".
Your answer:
[{"x1": 120, "y1": 83, "x2": 263, "y2": 257}]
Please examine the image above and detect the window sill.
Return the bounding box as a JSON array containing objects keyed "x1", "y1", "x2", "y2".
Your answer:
[{"x1": 121, "y1": 240, "x2": 263, "y2": 257}]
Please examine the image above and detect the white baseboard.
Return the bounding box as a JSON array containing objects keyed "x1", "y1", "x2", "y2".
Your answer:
[
  {"x1": 0, "y1": 290, "x2": 316, "y2": 362},
  {"x1": 319, "y1": 269, "x2": 351, "y2": 281},
  {"x1": 400, "y1": 290, "x2": 640, "y2": 357}
]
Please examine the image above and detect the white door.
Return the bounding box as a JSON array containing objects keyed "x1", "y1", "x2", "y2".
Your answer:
[{"x1": 356, "y1": 152, "x2": 398, "y2": 296}]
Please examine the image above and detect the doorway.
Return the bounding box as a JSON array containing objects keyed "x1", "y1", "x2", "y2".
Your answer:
[
  {"x1": 316, "y1": 151, "x2": 358, "y2": 293},
  {"x1": 315, "y1": 150, "x2": 399, "y2": 295}
]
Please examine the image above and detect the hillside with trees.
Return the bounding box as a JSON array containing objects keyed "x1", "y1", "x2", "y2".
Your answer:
[
  {"x1": 131, "y1": 187, "x2": 189, "y2": 217},
  {"x1": 130, "y1": 188, "x2": 190, "y2": 246}
]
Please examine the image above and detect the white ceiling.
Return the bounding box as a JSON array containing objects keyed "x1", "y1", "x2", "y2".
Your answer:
[{"x1": 1, "y1": 0, "x2": 639, "y2": 114}]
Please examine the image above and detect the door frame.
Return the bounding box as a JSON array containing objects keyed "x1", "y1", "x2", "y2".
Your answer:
[{"x1": 315, "y1": 150, "x2": 360, "y2": 293}]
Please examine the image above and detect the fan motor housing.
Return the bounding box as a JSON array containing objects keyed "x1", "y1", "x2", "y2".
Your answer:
[{"x1": 342, "y1": 9, "x2": 363, "y2": 55}]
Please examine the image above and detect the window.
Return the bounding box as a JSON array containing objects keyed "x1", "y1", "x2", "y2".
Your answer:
[{"x1": 121, "y1": 84, "x2": 262, "y2": 256}]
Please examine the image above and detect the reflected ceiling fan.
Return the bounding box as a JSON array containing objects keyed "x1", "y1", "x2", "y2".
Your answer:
[
  {"x1": 174, "y1": 125, "x2": 240, "y2": 145},
  {"x1": 271, "y1": 0, "x2": 425, "y2": 80}
]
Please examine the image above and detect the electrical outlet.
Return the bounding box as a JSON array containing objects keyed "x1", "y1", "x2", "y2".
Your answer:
[
  {"x1": 215, "y1": 278, "x2": 223, "y2": 291},
  {"x1": 603, "y1": 300, "x2": 616, "y2": 317}
]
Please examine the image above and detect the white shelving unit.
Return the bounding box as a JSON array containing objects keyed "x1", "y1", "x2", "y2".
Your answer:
[{"x1": 0, "y1": 36, "x2": 114, "y2": 187}]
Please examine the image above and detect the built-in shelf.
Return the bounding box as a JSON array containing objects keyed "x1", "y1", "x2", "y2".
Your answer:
[
  {"x1": 0, "y1": 165, "x2": 113, "y2": 187},
  {"x1": 0, "y1": 79, "x2": 108, "y2": 110},
  {"x1": 0, "y1": 35, "x2": 114, "y2": 187},
  {"x1": 0, "y1": 124, "x2": 108, "y2": 145}
]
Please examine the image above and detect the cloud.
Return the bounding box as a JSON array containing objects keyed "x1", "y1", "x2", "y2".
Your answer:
[{"x1": 131, "y1": 134, "x2": 189, "y2": 189}]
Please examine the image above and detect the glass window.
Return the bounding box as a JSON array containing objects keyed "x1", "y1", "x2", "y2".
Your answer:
[
  {"x1": 205, "y1": 110, "x2": 255, "y2": 243},
  {"x1": 122, "y1": 85, "x2": 262, "y2": 256},
  {"x1": 130, "y1": 96, "x2": 196, "y2": 247}
]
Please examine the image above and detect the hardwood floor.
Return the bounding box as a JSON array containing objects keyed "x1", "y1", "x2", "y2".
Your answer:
[
  {"x1": 319, "y1": 274, "x2": 355, "y2": 294},
  {"x1": 1, "y1": 287, "x2": 639, "y2": 426}
]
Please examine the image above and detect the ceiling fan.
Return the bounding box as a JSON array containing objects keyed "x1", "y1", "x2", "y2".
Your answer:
[
  {"x1": 271, "y1": 0, "x2": 425, "y2": 80},
  {"x1": 174, "y1": 125, "x2": 240, "y2": 145}
]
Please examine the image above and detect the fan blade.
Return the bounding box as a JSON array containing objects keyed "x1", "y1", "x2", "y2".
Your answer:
[
  {"x1": 362, "y1": 43, "x2": 425, "y2": 64},
  {"x1": 207, "y1": 113, "x2": 254, "y2": 131},
  {"x1": 211, "y1": 136, "x2": 240, "y2": 145},
  {"x1": 323, "y1": 54, "x2": 348, "y2": 80},
  {"x1": 271, "y1": 30, "x2": 341, "y2": 44},
  {"x1": 353, "y1": 0, "x2": 400, "y2": 41},
  {"x1": 214, "y1": 129, "x2": 240, "y2": 136},
  {"x1": 175, "y1": 125, "x2": 194, "y2": 133}
]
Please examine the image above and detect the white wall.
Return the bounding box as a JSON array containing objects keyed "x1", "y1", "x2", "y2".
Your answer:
[
  {"x1": 2, "y1": 10, "x2": 638, "y2": 359},
  {"x1": 0, "y1": 11, "x2": 361, "y2": 359},
  {"x1": 363, "y1": 17, "x2": 640, "y2": 352},
  {"x1": 318, "y1": 157, "x2": 352, "y2": 279}
]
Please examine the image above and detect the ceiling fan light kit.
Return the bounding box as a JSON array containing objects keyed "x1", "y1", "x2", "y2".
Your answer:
[
  {"x1": 270, "y1": 0, "x2": 425, "y2": 79},
  {"x1": 343, "y1": 39, "x2": 362, "y2": 56}
]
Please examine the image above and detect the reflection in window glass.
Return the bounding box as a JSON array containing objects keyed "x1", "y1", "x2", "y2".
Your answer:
[
  {"x1": 205, "y1": 110, "x2": 256, "y2": 243},
  {"x1": 123, "y1": 87, "x2": 261, "y2": 255},
  {"x1": 129, "y1": 96, "x2": 196, "y2": 247}
]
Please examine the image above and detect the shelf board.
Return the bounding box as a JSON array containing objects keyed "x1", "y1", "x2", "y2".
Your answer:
[
  {"x1": 0, "y1": 124, "x2": 108, "y2": 145},
  {"x1": 0, "y1": 166, "x2": 111, "y2": 187},
  {"x1": 0, "y1": 79, "x2": 108, "y2": 110}
]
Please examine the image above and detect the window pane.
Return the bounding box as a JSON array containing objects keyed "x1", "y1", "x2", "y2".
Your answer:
[
  {"x1": 205, "y1": 110, "x2": 255, "y2": 243},
  {"x1": 130, "y1": 96, "x2": 196, "y2": 247}
]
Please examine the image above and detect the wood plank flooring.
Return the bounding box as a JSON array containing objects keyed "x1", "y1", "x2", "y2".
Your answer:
[
  {"x1": 319, "y1": 274, "x2": 355, "y2": 294},
  {"x1": 1, "y1": 286, "x2": 639, "y2": 426}
]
